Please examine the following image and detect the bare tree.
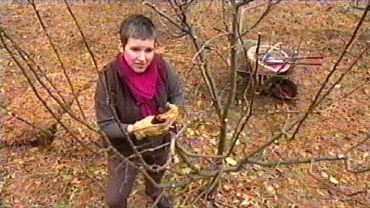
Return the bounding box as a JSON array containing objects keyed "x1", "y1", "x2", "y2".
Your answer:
[{"x1": 143, "y1": 0, "x2": 370, "y2": 205}]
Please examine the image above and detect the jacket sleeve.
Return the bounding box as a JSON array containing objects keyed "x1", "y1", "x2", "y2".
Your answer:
[
  {"x1": 164, "y1": 61, "x2": 185, "y2": 106},
  {"x1": 94, "y1": 70, "x2": 129, "y2": 139}
]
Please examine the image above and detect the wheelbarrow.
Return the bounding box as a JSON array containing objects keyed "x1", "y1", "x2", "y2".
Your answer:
[{"x1": 237, "y1": 42, "x2": 321, "y2": 100}]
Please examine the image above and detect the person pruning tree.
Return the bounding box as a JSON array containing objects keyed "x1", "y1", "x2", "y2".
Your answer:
[{"x1": 95, "y1": 14, "x2": 185, "y2": 208}]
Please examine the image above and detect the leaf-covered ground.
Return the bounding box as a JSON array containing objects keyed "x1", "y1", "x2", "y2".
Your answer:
[{"x1": 1, "y1": 1, "x2": 369, "y2": 207}]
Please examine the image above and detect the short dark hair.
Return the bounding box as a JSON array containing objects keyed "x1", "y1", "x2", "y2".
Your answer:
[{"x1": 119, "y1": 14, "x2": 157, "y2": 46}]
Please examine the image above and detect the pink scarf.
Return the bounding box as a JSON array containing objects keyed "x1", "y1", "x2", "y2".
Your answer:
[{"x1": 116, "y1": 53, "x2": 164, "y2": 118}]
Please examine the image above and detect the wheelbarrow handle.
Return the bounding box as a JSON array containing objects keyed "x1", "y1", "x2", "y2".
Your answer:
[{"x1": 281, "y1": 56, "x2": 324, "y2": 60}]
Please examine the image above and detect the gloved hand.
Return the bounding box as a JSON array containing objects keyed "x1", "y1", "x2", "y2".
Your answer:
[
  {"x1": 156, "y1": 103, "x2": 183, "y2": 124},
  {"x1": 131, "y1": 115, "x2": 171, "y2": 140}
]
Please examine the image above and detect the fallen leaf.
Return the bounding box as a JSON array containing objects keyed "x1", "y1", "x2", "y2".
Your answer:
[
  {"x1": 321, "y1": 171, "x2": 329, "y2": 178},
  {"x1": 225, "y1": 157, "x2": 237, "y2": 166},
  {"x1": 329, "y1": 175, "x2": 339, "y2": 184}
]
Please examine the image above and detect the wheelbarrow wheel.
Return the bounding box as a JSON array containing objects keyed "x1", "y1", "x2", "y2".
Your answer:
[{"x1": 269, "y1": 78, "x2": 298, "y2": 100}]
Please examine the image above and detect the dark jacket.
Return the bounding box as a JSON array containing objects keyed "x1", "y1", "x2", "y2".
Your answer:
[{"x1": 94, "y1": 56, "x2": 185, "y2": 156}]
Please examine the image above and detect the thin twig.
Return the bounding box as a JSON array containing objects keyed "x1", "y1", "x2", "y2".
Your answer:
[
  {"x1": 0, "y1": 34, "x2": 97, "y2": 154},
  {"x1": 343, "y1": 77, "x2": 369, "y2": 98},
  {"x1": 143, "y1": 1, "x2": 189, "y2": 34},
  {"x1": 62, "y1": 0, "x2": 99, "y2": 73},
  {"x1": 1, "y1": 31, "x2": 100, "y2": 135},
  {"x1": 0, "y1": 104, "x2": 37, "y2": 129},
  {"x1": 290, "y1": 3, "x2": 370, "y2": 140},
  {"x1": 28, "y1": 0, "x2": 86, "y2": 120},
  {"x1": 191, "y1": 32, "x2": 229, "y2": 63}
]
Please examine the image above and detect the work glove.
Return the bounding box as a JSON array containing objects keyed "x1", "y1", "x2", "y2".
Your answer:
[
  {"x1": 156, "y1": 103, "x2": 183, "y2": 124},
  {"x1": 131, "y1": 115, "x2": 171, "y2": 140}
]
